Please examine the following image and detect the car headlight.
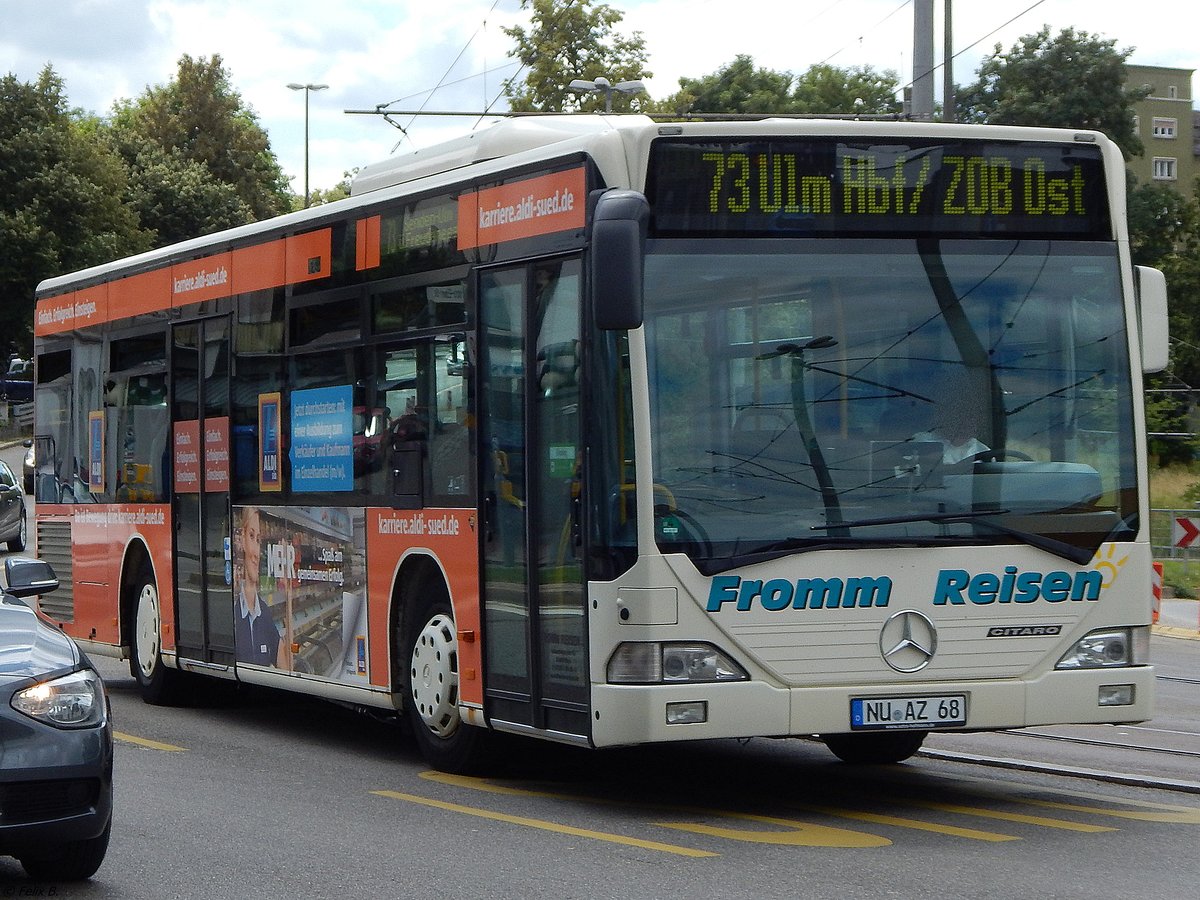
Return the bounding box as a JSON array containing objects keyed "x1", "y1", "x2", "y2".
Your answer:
[
  {"x1": 1056, "y1": 626, "x2": 1149, "y2": 670},
  {"x1": 607, "y1": 642, "x2": 748, "y2": 684},
  {"x1": 12, "y1": 668, "x2": 107, "y2": 728}
]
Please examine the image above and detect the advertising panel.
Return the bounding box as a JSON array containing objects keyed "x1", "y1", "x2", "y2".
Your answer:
[
  {"x1": 290, "y1": 385, "x2": 354, "y2": 492},
  {"x1": 232, "y1": 505, "x2": 368, "y2": 684}
]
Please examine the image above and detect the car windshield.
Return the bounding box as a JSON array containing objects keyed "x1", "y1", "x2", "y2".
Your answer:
[{"x1": 643, "y1": 238, "x2": 1137, "y2": 572}]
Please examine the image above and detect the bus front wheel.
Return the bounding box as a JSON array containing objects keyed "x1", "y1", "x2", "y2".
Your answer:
[
  {"x1": 821, "y1": 730, "x2": 928, "y2": 765},
  {"x1": 131, "y1": 572, "x2": 182, "y2": 705},
  {"x1": 401, "y1": 594, "x2": 487, "y2": 773}
]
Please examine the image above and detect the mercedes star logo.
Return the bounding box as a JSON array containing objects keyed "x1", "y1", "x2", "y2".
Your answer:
[{"x1": 879, "y1": 610, "x2": 938, "y2": 673}]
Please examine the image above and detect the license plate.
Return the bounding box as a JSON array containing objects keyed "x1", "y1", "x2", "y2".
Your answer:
[{"x1": 851, "y1": 694, "x2": 966, "y2": 730}]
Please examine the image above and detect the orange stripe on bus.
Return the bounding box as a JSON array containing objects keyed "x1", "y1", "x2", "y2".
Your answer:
[
  {"x1": 457, "y1": 168, "x2": 586, "y2": 251},
  {"x1": 232, "y1": 241, "x2": 286, "y2": 295},
  {"x1": 35, "y1": 229, "x2": 333, "y2": 335},
  {"x1": 356, "y1": 216, "x2": 381, "y2": 271},
  {"x1": 171, "y1": 251, "x2": 231, "y2": 306},
  {"x1": 286, "y1": 228, "x2": 332, "y2": 284}
]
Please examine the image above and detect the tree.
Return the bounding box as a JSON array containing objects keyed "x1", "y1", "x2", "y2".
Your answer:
[
  {"x1": 956, "y1": 27, "x2": 1146, "y2": 159},
  {"x1": 654, "y1": 55, "x2": 795, "y2": 117},
  {"x1": 1127, "y1": 178, "x2": 1197, "y2": 269},
  {"x1": 0, "y1": 67, "x2": 150, "y2": 354},
  {"x1": 107, "y1": 54, "x2": 291, "y2": 245},
  {"x1": 651, "y1": 57, "x2": 901, "y2": 118},
  {"x1": 791, "y1": 64, "x2": 902, "y2": 116},
  {"x1": 1127, "y1": 176, "x2": 1200, "y2": 459},
  {"x1": 503, "y1": 0, "x2": 651, "y2": 113},
  {"x1": 302, "y1": 169, "x2": 357, "y2": 210}
]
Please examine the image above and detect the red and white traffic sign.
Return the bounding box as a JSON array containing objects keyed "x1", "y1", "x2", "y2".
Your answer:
[{"x1": 1173, "y1": 517, "x2": 1200, "y2": 548}]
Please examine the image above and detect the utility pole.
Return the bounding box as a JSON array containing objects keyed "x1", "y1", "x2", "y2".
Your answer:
[
  {"x1": 912, "y1": 0, "x2": 935, "y2": 121},
  {"x1": 943, "y1": 0, "x2": 956, "y2": 122}
]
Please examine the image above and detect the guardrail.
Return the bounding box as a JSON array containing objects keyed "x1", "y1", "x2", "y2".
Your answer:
[{"x1": 1152, "y1": 508, "x2": 1200, "y2": 565}]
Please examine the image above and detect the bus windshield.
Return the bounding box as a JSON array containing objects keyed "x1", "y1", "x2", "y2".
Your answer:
[{"x1": 643, "y1": 238, "x2": 1136, "y2": 572}]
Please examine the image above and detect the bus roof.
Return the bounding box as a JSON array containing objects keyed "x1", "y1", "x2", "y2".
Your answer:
[{"x1": 35, "y1": 115, "x2": 1120, "y2": 299}]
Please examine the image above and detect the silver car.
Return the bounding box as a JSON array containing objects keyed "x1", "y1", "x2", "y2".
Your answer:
[{"x1": 0, "y1": 557, "x2": 113, "y2": 880}]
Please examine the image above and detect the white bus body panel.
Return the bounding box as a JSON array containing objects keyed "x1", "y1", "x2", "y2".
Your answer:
[{"x1": 589, "y1": 545, "x2": 1154, "y2": 748}]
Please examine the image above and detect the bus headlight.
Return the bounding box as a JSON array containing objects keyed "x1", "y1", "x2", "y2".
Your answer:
[
  {"x1": 1055, "y1": 626, "x2": 1149, "y2": 670},
  {"x1": 607, "y1": 642, "x2": 748, "y2": 684}
]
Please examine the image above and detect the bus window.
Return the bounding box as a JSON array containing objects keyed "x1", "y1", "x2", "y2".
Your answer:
[
  {"x1": 33, "y1": 348, "x2": 73, "y2": 503},
  {"x1": 373, "y1": 277, "x2": 467, "y2": 333},
  {"x1": 429, "y1": 337, "x2": 473, "y2": 504},
  {"x1": 379, "y1": 347, "x2": 422, "y2": 503},
  {"x1": 235, "y1": 289, "x2": 285, "y2": 354},
  {"x1": 106, "y1": 334, "x2": 168, "y2": 504}
]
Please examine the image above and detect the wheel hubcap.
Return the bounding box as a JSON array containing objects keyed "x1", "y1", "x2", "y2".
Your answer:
[
  {"x1": 410, "y1": 613, "x2": 460, "y2": 738},
  {"x1": 135, "y1": 583, "x2": 161, "y2": 679}
]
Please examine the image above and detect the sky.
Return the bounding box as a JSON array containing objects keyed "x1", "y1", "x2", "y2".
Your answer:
[{"x1": 3, "y1": 0, "x2": 1197, "y2": 196}]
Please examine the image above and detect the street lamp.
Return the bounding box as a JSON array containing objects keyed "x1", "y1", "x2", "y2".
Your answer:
[
  {"x1": 567, "y1": 76, "x2": 645, "y2": 114},
  {"x1": 286, "y1": 82, "x2": 329, "y2": 207}
]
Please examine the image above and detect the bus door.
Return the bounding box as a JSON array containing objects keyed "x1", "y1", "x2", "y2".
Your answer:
[
  {"x1": 479, "y1": 258, "x2": 590, "y2": 740},
  {"x1": 170, "y1": 317, "x2": 235, "y2": 667}
]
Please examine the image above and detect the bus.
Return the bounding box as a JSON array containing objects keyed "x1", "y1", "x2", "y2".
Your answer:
[{"x1": 32, "y1": 116, "x2": 1169, "y2": 771}]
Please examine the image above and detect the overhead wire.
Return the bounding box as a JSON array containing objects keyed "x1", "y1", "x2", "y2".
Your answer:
[{"x1": 381, "y1": 0, "x2": 515, "y2": 150}]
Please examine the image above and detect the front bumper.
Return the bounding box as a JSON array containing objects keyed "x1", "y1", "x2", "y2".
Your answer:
[{"x1": 590, "y1": 665, "x2": 1155, "y2": 747}]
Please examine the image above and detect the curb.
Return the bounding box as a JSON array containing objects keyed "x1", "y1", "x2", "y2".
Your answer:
[
  {"x1": 1153, "y1": 624, "x2": 1200, "y2": 641},
  {"x1": 919, "y1": 747, "x2": 1200, "y2": 795}
]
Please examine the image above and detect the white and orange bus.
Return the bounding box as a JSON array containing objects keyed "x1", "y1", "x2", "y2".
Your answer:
[{"x1": 32, "y1": 116, "x2": 1168, "y2": 770}]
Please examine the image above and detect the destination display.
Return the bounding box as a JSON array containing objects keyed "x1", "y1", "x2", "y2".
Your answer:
[{"x1": 647, "y1": 138, "x2": 1111, "y2": 238}]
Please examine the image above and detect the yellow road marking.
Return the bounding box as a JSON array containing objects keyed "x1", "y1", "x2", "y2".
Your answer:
[
  {"x1": 924, "y1": 772, "x2": 1200, "y2": 824},
  {"x1": 372, "y1": 790, "x2": 718, "y2": 857},
  {"x1": 793, "y1": 804, "x2": 1019, "y2": 842},
  {"x1": 657, "y1": 813, "x2": 890, "y2": 848},
  {"x1": 902, "y1": 800, "x2": 1115, "y2": 833},
  {"x1": 422, "y1": 772, "x2": 888, "y2": 848},
  {"x1": 1021, "y1": 798, "x2": 1200, "y2": 824},
  {"x1": 114, "y1": 731, "x2": 187, "y2": 752}
]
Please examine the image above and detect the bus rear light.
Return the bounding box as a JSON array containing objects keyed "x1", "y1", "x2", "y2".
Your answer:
[
  {"x1": 1055, "y1": 626, "x2": 1149, "y2": 670},
  {"x1": 607, "y1": 642, "x2": 748, "y2": 685}
]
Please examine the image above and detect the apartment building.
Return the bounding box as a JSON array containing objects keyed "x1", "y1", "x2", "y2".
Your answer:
[{"x1": 1126, "y1": 64, "x2": 1196, "y2": 192}]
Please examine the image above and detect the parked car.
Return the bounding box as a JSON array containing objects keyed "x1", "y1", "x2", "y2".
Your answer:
[
  {"x1": 0, "y1": 460, "x2": 26, "y2": 551},
  {"x1": 0, "y1": 358, "x2": 32, "y2": 403},
  {"x1": 0, "y1": 556, "x2": 113, "y2": 880}
]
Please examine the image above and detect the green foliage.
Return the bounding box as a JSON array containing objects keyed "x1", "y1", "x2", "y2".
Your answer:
[
  {"x1": 1127, "y1": 177, "x2": 1197, "y2": 268},
  {"x1": 791, "y1": 63, "x2": 903, "y2": 116},
  {"x1": 651, "y1": 56, "x2": 901, "y2": 118},
  {"x1": 503, "y1": 0, "x2": 651, "y2": 112},
  {"x1": 302, "y1": 170, "x2": 357, "y2": 210},
  {"x1": 956, "y1": 27, "x2": 1146, "y2": 159},
  {"x1": 1132, "y1": 177, "x2": 1200, "y2": 414},
  {"x1": 0, "y1": 66, "x2": 150, "y2": 354},
  {"x1": 654, "y1": 55, "x2": 795, "y2": 117},
  {"x1": 107, "y1": 54, "x2": 291, "y2": 245}
]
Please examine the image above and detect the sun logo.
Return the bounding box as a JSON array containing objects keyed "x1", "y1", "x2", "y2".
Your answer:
[{"x1": 1090, "y1": 544, "x2": 1130, "y2": 589}]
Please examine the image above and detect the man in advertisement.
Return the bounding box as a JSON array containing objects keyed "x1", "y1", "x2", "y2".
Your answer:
[{"x1": 234, "y1": 506, "x2": 289, "y2": 668}]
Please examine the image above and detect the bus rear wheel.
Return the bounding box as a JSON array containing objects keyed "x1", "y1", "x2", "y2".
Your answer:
[
  {"x1": 402, "y1": 594, "x2": 487, "y2": 773},
  {"x1": 821, "y1": 730, "x2": 928, "y2": 765},
  {"x1": 131, "y1": 572, "x2": 183, "y2": 705}
]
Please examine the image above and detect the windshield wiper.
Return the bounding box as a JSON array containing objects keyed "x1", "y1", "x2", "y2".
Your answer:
[
  {"x1": 823, "y1": 508, "x2": 1094, "y2": 565},
  {"x1": 824, "y1": 509, "x2": 1009, "y2": 530}
]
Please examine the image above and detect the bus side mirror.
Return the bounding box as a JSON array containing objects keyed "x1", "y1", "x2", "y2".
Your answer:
[
  {"x1": 1136, "y1": 265, "x2": 1169, "y2": 374},
  {"x1": 591, "y1": 189, "x2": 649, "y2": 330}
]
